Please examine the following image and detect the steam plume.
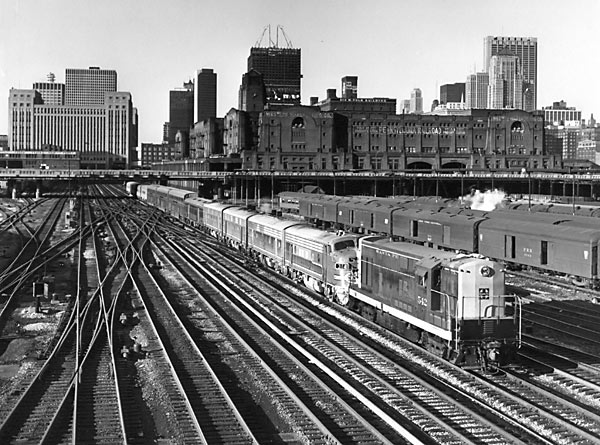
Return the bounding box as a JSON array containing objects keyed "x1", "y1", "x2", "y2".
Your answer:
[{"x1": 463, "y1": 189, "x2": 506, "y2": 211}]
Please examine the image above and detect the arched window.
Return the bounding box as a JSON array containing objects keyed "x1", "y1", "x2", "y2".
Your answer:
[
  {"x1": 510, "y1": 121, "x2": 523, "y2": 132},
  {"x1": 291, "y1": 117, "x2": 306, "y2": 143}
]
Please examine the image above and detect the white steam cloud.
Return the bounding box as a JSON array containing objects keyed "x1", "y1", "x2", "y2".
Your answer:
[{"x1": 462, "y1": 189, "x2": 506, "y2": 211}]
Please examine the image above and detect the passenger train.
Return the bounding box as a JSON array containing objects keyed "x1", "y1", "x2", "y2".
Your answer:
[{"x1": 136, "y1": 184, "x2": 522, "y2": 369}]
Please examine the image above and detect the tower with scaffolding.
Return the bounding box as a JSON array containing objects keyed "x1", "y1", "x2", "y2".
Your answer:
[{"x1": 248, "y1": 25, "x2": 301, "y2": 106}]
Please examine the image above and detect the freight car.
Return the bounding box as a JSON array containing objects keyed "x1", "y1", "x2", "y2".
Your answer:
[
  {"x1": 350, "y1": 236, "x2": 521, "y2": 368},
  {"x1": 294, "y1": 192, "x2": 600, "y2": 288}
]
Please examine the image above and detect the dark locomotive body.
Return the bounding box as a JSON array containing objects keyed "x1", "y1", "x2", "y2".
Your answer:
[{"x1": 350, "y1": 237, "x2": 520, "y2": 367}]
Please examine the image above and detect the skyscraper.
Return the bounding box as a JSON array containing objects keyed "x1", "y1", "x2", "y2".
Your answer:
[
  {"x1": 484, "y1": 36, "x2": 537, "y2": 110},
  {"x1": 247, "y1": 46, "x2": 301, "y2": 105},
  {"x1": 440, "y1": 83, "x2": 465, "y2": 104},
  {"x1": 65, "y1": 67, "x2": 117, "y2": 106},
  {"x1": 487, "y1": 51, "x2": 523, "y2": 109},
  {"x1": 194, "y1": 69, "x2": 217, "y2": 124},
  {"x1": 168, "y1": 80, "x2": 194, "y2": 144},
  {"x1": 465, "y1": 72, "x2": 489, "y2": 109},
  {"x1": 410, "y1": 88, "x2": 423, "y2": 114}
]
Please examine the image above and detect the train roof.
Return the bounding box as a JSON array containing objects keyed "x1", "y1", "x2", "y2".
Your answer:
[
  {"x1": 150, "y1": 185, "x2": 177, "y2": 196},
  {"x1": 223, "y1": 206, "x2": 257, "y2": 219},
  {"x1": 186, "y1": 196, "x2": 212, "y2": 208},
  {"x1": 361, "y1": 236, "x2": 470, "y2": 261},
  {"x1": 480, "y1": 217, "x2": 600, "y2": 241},
  {"x1": 359, "y1": 201, "x2": 403, "y2": 211},
  {"x1": 285, "y1": 224, "x2": 353, "y2": 244},
  {"x1": 167, "y1": 188, "x2": 197, "y2": 200},
  {"x1": 392, "y1": 207, "x2": 487, "y2": 223},
  {"x1": 248, "y1": 214, "x2": 302, "y2": 231},
  {"x1": 204, "y1": 202, "x2": 235, "y2": 212},
  {"x1": 143, "y1": 184, "x2": 164, "y2": 192}
]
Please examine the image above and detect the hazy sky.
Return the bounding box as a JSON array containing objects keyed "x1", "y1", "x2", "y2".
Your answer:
[{"x1": 1, "y1": 0, "x2": 599, "y2": 143}]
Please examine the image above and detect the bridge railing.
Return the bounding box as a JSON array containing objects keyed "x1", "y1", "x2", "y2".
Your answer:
[{"x1": 1, "y1": 168, "x2": 600, "y2": 181}]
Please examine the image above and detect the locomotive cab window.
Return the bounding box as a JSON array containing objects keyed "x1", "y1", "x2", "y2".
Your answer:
[
  {"x1": 418, "y1": 271, "x2": 428, "y2": 287},
  {"x1": 333, "y1": 239, "x2": 355, "y2": 251}
]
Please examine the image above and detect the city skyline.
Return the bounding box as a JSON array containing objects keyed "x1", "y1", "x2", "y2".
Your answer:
[{"x1": 1, "y1": 0, "x2": 599, "y2": 144}]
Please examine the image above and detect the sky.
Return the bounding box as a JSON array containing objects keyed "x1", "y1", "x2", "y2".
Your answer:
[{"x1": 1, "y1": 0, "x2": 599, "y2": 144}]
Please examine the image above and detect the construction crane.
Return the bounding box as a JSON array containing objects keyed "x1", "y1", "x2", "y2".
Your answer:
[{"x1": 254, "y1": 25, "x2": 294, "y2": 48}]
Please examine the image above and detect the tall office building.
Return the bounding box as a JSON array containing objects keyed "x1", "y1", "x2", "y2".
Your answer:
[
  {"x1": 465, "y1": 72, "x2": 489, "y2": 109},
  {"x1": 194, "y1": 69, "x2": 217, "y2": 124},
  {"x1": 33, "y1": 73, "x2": 64, "y2": 105},
  {"x1": 484, "y1": 36, "x2": 537, "y2": 110},
  {"x1": 168, "y1": 80, "x2": 194, "y2": 144},
  {"x1": 65, "y1": 67, "x2": 117, "y2": 106},
  {"x1": 247, "y1": 46, "x2": 301, "y2": 105},
  {"x1": 440, "y1": 83, "x2": 465, "y2": 104},
  {"x1": 488, "y1": 51, "x2": 523, "y2": 109},
  {"x1": 410, "y1": 88, "x2": 423, "y2": 114},
  {"x1": 8, "y1": 67, "x2": 137, "y2": 168},
  {"x1": 341, "y1": 76, "x2": 358, "y2": 99}
]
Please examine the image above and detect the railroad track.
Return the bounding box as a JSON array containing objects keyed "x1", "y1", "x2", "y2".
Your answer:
[
  {"x1": 0, "y1": 194, "x2": 133, "y2": 443},
  {"x1": 7, "y1": 188, "x2": 600, "y2": 444},
  {"x1": 150, "y1": 236, "x2": 400, "y2": 444},
  {"x1": 109, "y1": 204, "x2": 254, "y2": 444},
  {"x1": 521, "y1": 301, "x2": 600, "y2": 357},
  {"x1": 160, "y1": 217, "x2": 600, "y2": 444},
  {"x1": 150, "y1": 220, "x2": 539, "y2": 443},
  {"x1": 507, "y1": 269, "x2": 600, "y2": 302}
]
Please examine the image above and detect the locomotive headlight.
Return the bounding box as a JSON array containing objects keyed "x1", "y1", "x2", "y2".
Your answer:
[{"x1": 480, "y1": 266, "x2": 495, "y2": 277}]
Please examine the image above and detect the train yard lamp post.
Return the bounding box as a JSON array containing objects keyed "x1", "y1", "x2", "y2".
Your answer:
[
  {"x1": 271, "y1": 170, "x2": 274, "y2": 210},
  {"x1": 333, "y1": 171, "x2": 337, "y2": 196},
  {"x1": 528, "y1": 170, "x2": 532, "y2": 211},
  {"x1": 245, "y1": 170, "x2": 249, "y2": 208},
  {"x1": 572, "y1": 172, "x2": 576, "y2": 215},
  {"x1": 67, "y1": 157, "x2": 71, "y2": 197}
]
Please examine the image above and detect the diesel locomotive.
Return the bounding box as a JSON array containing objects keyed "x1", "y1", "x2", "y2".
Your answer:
[
  {"x1": 351, "y1": 236, "x2": 520, "y2": 368},
  {"x1": 136, "y1": 184, "x2": 521, "y2": 368}
]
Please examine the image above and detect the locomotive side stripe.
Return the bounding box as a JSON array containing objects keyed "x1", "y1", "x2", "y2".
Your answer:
[{"x1": 349, "y1": 288, "x2": 453, "y2": 341}]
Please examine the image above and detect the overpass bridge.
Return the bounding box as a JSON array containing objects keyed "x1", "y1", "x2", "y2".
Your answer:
[{"x1": 1, "y1": 168, "x2": 599, "y2": 201}]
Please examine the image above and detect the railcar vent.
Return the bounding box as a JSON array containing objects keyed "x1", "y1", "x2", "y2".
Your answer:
[{"x1": 483, "y1": 320, "x2": 495, "y2": 335}]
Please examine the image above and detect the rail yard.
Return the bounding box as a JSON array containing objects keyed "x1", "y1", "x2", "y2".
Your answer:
[{"x1": 0, "y1": 184, "x2": 600, "y2": 444}]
